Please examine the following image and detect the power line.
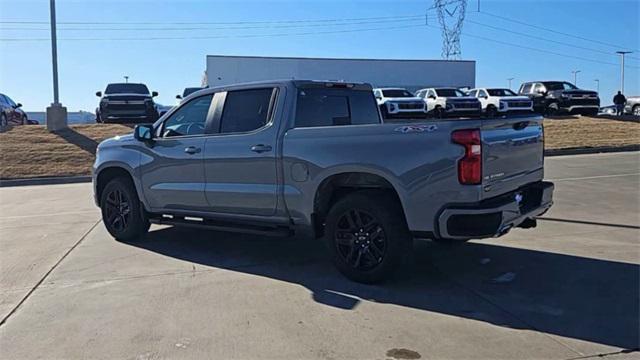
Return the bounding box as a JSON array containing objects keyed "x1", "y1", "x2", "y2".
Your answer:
[
  {"x1": 0, "y1": 16, "x2": 436, "y2": 31},
  {"x1": 476, "y1": 10, "x2": 640, "y2": 53},
  {"x1": 0, "y1": 13, "x2": 427, "y2": 25},
  {"x1": 423, "y1": 23, "x2": 639, "y2": 69},
  {"x1": 0, "y1": 23, "x2": 426, "y2": 42},
  {"x1": 466, "y1": 18, "x2": 639, "y2": 61}
]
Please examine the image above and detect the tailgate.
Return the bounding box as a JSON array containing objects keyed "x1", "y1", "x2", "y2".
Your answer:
[{"x1": 481, "y1": 116, "x2": 544, "y2": 199}]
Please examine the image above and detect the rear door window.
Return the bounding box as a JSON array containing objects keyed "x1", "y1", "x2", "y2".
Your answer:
[
  {"x1": 295, "y1": 89, "x2": 379, "y2": 128},
  {"x1": 219, "y1": 88, "x2": 275, "y2": 134}
]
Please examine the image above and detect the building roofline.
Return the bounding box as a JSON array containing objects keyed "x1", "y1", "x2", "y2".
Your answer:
[{"x1": 206, "y1": 54, "x2": 475, "y2": 63}]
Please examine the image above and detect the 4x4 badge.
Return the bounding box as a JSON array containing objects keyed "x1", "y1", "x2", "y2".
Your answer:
[{"x1": 394, "y1": 124, "x2": 438, "y2": 133}]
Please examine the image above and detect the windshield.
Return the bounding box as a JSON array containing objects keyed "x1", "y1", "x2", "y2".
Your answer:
[
  {"x1": 543, "y1": 82, "x2": 578, "y2": 91},
  {"x1": 182, "y1": 87, "x2": 203, "y2": 97},
  {"x1": 382, "y1": 89, "x2": 414, "y2": 98},
  {"x1": 105, "y1": 83, "x2": 150, "y2": 95},
  {"x1": 487, "y1": 89, "x2": 518, "y2": 96},
  {"x1": 435, "y1": 89, "x2": 467, "y2": 97}
]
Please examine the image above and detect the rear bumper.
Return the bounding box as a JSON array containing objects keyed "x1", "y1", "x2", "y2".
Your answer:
[{"x1": 436, "y1": 181, "x2": 554, "y2": 240}]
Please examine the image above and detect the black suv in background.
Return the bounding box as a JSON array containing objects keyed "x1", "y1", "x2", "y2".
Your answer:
[
  {"x1": 96, "y1": 83, "x2": 159, "y2": 123},
  {"x1": 518, "y1": 81, "x2": 599, "y2": 116},
  {"x1": 176, "y1": 87, "x2": 206, "y2": 102}
]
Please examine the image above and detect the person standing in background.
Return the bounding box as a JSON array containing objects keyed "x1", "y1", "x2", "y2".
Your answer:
[{"x1": 613, "y1": 91, "x2": 627, "y2": 116}]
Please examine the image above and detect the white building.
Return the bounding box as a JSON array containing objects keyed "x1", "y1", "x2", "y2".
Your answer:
[
  {"x1": 26, "y1": 111, "x2": 95, "y2": 125},
  {"x1": 204, "y1": 55, "x2": 476, "y2": 92}
]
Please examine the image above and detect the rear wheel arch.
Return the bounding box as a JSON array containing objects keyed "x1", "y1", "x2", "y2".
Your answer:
[{"x1": 311, "y1": 172, "x2": 406, "y2": 238}]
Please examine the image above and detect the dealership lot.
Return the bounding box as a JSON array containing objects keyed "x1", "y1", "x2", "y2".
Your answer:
[{"x1": 0, "y1": 152, "x2": 638, "y2": 359}]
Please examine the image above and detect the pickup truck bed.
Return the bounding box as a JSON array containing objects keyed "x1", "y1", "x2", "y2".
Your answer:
[{"x1": 93, "y1": 80, "x2": 553, "y2": 283}]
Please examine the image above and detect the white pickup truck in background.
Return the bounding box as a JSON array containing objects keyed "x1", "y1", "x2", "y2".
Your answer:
[
  {"x1": 373, "y1": 88, "x2": 428, "y2": 119},
  {"x1": 469, "y1": 88, "x2": 534, "y2": 117},
  {"x1": 415, "y1": 87, "x2": 482, "y2": 118}
]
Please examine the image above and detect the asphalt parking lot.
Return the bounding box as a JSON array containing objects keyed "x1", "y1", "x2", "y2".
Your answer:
[{"x1": 1, "y1": 152, "x2": 638, "y2": 359}]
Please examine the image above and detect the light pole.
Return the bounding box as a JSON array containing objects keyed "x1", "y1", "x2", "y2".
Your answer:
[
  {"x1": 124, "y1": 75, "x2": 129, "y2": 83},
  {"x1": 571, "y1": 70, "x2": 581, "y2": 86},
  {"x1": 594, "y1": 79, "x2": 600, "y2": 92},
  {"x1": 616, "y1": 51, "x2": 632, "y2": 93},
  {"x1": 46, "y1": 0, "x2": 67, "y2": 131},
  {"x1": 507, "y1": 77, "x2": 514, "y2": 90}
]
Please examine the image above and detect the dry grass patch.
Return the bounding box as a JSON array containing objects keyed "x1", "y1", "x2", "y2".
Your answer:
[
  {"x1": 543, "y1": 116, "x2": 640, "y2": 150},
  {"x1": 0, "y1": 124, "x2": 132, "y2": 179}
]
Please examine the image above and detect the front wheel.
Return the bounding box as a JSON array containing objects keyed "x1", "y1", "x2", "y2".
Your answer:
[
  {"x1": 633, "y1": 105, "x2": 640, "y2": 116},
  {"x1": 434, "y1": 106, "x2": 445, "y2": 119},
  {"x1": 100, "y1": 177, "x2": 150, "y2": 242},
  {"x1": 545, "y1": 102, "x2": 559, "y2": 116},
  {"x1": 324, "y1": 190, "x2": 412, "y2": 284},
  {"x1": 485, "y1": 105, "x2": 498, "y2": 118}
]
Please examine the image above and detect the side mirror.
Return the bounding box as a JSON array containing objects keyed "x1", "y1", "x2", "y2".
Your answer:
[
  {"x1": 134, "y1": 124, "x2": 154, "y2": 142},
  {"x1": 375, "y1": 96, "x2": 382, "y2": 100},
  {"x1": 96, "y1": 91, "x2": 102, "y2": 97},
  {"x1": 15, "y1": 103, "x2": 22, "y2": 108},
  {"x1": 428, "y1": 95, "x2": 436, "y2": 99},
  {"x1": 152, "y1": 91, "x2": 158, "y2": 97},
  {"x1": 176, "y1": 94, "x2": 182, "y2": 100}
]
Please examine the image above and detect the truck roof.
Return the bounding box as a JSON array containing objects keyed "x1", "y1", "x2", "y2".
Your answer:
[{"x1": 178, "y1": 79, "x2": 373, "y2": 102}]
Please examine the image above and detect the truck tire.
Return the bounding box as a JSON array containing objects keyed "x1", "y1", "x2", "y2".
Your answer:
[
  {"x1": 100, "y1": 177, "x2": 150, "y2": 242},
  {"x1": 324, "y1": 190, "x2": 412, "y2": 284},
  {"x1": 485, "y1": 105, "x2": 498, "y2": 118},
  {"x1": 434, "y1": 106, "x2": 445, "y2": 119},
  {"x1": 633, "y1": 105, "x2": 640, "y2": 116},
  {"x1": 545, "y1": 102, "x2": 559, "y2": 116}
]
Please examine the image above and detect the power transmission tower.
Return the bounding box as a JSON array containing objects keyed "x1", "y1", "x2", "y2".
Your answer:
[{"x1": 434, "y1": 0, "x2": 467, "y2": 60}]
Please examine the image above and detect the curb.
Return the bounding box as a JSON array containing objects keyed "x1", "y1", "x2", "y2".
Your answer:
[
  {"x1": 0, "y1": 175, "x2": 92, "y2": 188},
  {"x1": 545, "y1": 144, "x2": 640, "y2": 157}
]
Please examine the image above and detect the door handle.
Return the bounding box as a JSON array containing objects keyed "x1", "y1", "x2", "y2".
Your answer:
[
  {"x1": 250, "y1": 144, "x2": 272, "y2": 153},
  {"x1": 184, "y1": 146, "x2": 201, "y2": 154}
]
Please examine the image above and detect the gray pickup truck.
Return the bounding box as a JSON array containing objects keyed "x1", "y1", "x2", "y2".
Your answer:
[{"x1": 93, "y1": 80, "x2": 554, "y2": 283}]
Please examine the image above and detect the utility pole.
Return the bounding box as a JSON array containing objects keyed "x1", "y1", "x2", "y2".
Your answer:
[
  {"x1": 507, "y1": 77, "x2": 514, "y2": 90},
  {"x1": 616, "y1": 51, "x2": 632, "y2": 93},
  {"x1": 571, "y1": 70, "x2": 581, "y2": 86},
  {"x1": 46, "y1": 0, "x2": 67, "y2": 131},
  {"x1": 594, "y1": 79, "x2": 600, "y2": 92}
]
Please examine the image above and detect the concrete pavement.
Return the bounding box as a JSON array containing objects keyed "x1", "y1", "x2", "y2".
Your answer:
[{"x1": 0, "y1": 152, "x2": 638, "y2": 359}]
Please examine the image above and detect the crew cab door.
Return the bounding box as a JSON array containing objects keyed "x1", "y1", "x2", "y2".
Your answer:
[
  {"x1": 203, "y1": 87, "x2": 280, "y2": 216},
  {"x1": 139, "y1": 93, "x2": 215, "y2": 211}
]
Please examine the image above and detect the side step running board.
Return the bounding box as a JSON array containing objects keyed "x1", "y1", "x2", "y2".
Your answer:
[{"x1": 149, "y1": 216, "x2": 292, "y2": 238}]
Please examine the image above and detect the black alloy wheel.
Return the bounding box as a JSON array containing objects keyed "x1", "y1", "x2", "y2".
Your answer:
[
  {"x1": 100, "y1": 177, "x2": 149, "y2": 241},
  {"x1": 104, "y1": 188, "x2": 131, "y2": 233},
  {"x1": 334, "y1": 209, "x2": 387, "y2": 272},
  {"x1": 324, "y1": 190, "x2": 412, "y2": 283}
]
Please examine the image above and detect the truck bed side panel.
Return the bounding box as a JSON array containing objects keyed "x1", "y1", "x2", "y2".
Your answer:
[{"x1": 281, "y1": 121, "x2": 482, "y2": 233}]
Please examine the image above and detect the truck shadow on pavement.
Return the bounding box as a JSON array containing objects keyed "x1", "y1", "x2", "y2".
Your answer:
[{"x1": 131, "y1": 226, "x2": 639, "y2": 351}]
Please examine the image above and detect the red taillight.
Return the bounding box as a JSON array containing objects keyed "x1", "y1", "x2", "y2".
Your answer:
[{"x1": 452, "y1": 129, "x2": 482, "y2": 185}]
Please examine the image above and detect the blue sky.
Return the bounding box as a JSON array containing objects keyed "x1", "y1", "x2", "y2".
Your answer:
[{"x1": 1, "y1": 0, "x2": 638, "y2": 111}]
